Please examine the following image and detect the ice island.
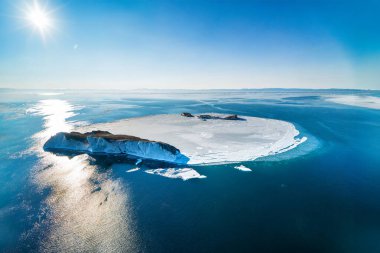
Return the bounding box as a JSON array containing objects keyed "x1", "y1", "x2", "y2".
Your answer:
[{"x1": 44, "y1": 113, "x2": 307, "y2": 165}]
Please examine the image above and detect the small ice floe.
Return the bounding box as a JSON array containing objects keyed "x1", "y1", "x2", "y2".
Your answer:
[
  {"x1": 145, "y1": 168, "x2": 206, "y2": 181},
  {"x1": 135, "y1": 159, "x2": 142, "y2": 165},
  {"x1": 126, "y1": 167, "x2": 140, "y2": 173},
  {"x1": 234, "y1": 165, "x2": 252, "y2": 172}
]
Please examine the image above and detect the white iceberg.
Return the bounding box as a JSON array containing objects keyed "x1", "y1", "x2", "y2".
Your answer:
[
  {"x1": 126, "y1": 167, "x2": 140, "y2": 173},
  {"x1": 145, "y1": 168, "x2": 206, "y2": 180},
  {"x1": 234, "y1": 165, "x2": 252, "y2": 172},
  {"x1": 79, "y1": 113, "x2": 307, "y2": 165}
]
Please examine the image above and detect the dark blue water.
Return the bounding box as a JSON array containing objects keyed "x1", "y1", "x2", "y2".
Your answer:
[{"x1": 1, "y1": 89, "x2": 380, "y2": 252}]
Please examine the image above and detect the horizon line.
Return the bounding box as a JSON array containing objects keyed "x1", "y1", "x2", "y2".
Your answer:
[{"x1": 0, "y1": 87, "x2": 379, "y2": 92}]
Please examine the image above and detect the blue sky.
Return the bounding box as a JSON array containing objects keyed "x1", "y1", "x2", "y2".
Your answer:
[{"x1": 0, "y1": 0, "x2": 379, "y2": 89}]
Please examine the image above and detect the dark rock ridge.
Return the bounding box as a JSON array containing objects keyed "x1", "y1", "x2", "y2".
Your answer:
[
  {"x1": 182, "y1": 113, "x2": 245, "y2": 121},
  {"x1": 180, "y1": 112, "x2": 244, "y2": 121},
  {"x1": 43, "y1": 130, "x2": 189, "y2": 164},
  {"x1": 224, "y1": 114, "x2": 240, "y2": 120},
  {"x1": 62, "y1": 130, "x2": 178, "y2": 153},
  {"x1": 181, "y1": 112, "x2": 194, "y2": 117},
  {"x1": 65, "y1": 130, "x2": 148, "y2": 142},
  {"x1": 197, "y1": 114, "x2": 220, "y2": 120}
]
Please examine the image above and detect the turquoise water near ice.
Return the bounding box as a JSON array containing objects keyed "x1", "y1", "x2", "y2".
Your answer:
[{"x1": 1, "y1": 89, "x2": 380, "y2": 252}]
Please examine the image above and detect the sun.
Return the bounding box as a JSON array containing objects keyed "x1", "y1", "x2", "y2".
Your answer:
[
  {"x1": 28, "y1": 5, "x2": 50, "y2": 31},
  {"x1": 24, "y1": 0, "x2": 54, "y2": 38}
]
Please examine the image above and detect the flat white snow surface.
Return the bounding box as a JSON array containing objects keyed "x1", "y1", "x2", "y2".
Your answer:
[
  {"x1": 234, "y1": 165, "x2": 252, "y2": 172},
  {"x1": 326, "y1": 95, "x2": 380, "y2": 110},
  {"x1": 79, "y1": 114, "x2": 307, "y2": 165},
  {"x1": 145, "y1": 168, "x2": 206, "y2": 180}
]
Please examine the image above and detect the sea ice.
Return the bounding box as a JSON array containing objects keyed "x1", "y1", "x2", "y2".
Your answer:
[
  {"x1": 234, "y1": 165, "x2": 252, "y2": 172},
  {"x1": 326, "y1": 95, "x2": 380, "y2": 110},
  {"x1": 79, "y1": 113, "x2": 307, "y2": 165},
  {"x1": 126, "y1": 168, "x2": 140, "y2": 173},
  {"x1": 145, "y1": 168, "x2": 206, "y2": 180}
]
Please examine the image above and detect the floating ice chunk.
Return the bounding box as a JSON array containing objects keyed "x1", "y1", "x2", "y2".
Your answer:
[
  {"x1": 126, "y1": 167, "x2": 140, "y2": 173},
  {"x1": 326, "y1": 95, "x2": 380, "y2": 110},
  {"x1": 234, "y1": 165, "x2": 252, "y2": 172},
  {"x1": 145, "y1": 168, "x2": 206, "y2": 180}
]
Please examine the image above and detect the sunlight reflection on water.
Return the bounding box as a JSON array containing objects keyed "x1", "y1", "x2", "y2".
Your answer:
[{"x1": 27, "y1": 99, "x2": 137, "y2": 252}]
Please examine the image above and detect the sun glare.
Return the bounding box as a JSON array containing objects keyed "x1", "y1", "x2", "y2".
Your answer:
[{"x1": 25, "y1": 0, "x2": 54, "y2": 38}]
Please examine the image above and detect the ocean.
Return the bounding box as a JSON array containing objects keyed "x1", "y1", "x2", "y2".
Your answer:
[{"x1": 0, "y1": 89, "x2": 380, "y2": 252}]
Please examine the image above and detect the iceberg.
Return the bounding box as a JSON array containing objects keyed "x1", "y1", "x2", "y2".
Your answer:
[
  {"x1": 44, "y1": 113, "x2": 308, "y2": 165},
  {"x1": 126, "y1": 167, "x2": 140, "y2": 173},
  {"x1": 43, "y1": 130, "x2": 190, "y2": 164},
  {"x1": 234, "y1": 165, "x2": 252, "y2": 172}
]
